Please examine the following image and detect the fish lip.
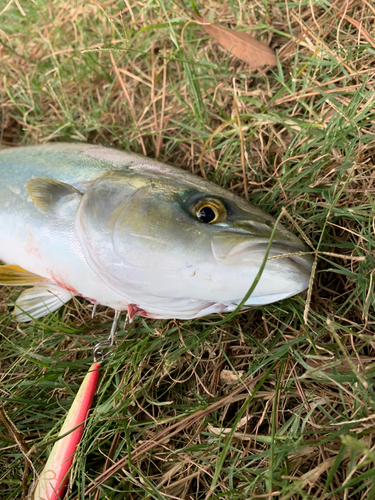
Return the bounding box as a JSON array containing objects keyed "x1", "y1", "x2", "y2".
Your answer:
[
  {"x1": 267, "y1": 243, "x2": 313, "y2": 274},
  {"x1": 217, "y1": 238, "x2": 312, "y2": 267},
  {"x1": 286, "y1": 254, "x2": 313, "y2": 273}
]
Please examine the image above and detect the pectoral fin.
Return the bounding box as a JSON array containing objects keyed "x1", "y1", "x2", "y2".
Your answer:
[
  {"x1": 0, "y1": 265, "x2": 47, "y2": 285},
  {"x1": 14, "y1": 284, "x2": 74, "y2": 322},
  {"x1": 27, "y1": 178, "x2": 82, "y2": 214}
]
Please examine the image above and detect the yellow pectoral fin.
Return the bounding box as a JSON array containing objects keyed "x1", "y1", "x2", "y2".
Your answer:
[{"x1": 0, "y1": 265, "x2": 47, "y2": 285}]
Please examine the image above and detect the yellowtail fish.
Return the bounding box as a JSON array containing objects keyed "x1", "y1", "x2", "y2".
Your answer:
[{"x1": 0, "y1": 144, "x2": 312, "y2": 322}]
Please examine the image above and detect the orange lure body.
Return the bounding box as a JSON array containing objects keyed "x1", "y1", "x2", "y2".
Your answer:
[{"x1": 33, "y1": 362, "x2": 100, "y2": 500}]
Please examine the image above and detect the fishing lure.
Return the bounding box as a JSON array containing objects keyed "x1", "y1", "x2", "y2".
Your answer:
[{"x1": 33, "y1": 362, "x2": 101, "y2": 500}]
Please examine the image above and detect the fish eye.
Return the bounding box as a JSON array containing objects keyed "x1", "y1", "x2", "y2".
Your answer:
[
  {"x1": 198, "y1": 206, "x2": 217, "y2": 223},
  {"x1": 194, "y1": 199, "x2": 226, "y2": 224}
]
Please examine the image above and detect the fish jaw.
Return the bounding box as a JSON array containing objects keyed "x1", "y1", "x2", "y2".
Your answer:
[{"x1": 210, "y1": 235, "x2": 313, "y2": 305}]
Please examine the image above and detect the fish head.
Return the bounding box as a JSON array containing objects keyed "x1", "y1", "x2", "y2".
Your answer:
[{"x1": 75, "y1": 167, "x2": 313, "y2": 317}]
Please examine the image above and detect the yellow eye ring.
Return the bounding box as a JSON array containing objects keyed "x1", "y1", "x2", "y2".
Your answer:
[{"x1": 194, "y1": 199, "x2": 226, "y2": 224}]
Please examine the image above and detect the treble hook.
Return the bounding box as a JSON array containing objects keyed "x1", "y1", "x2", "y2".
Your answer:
[{"x1": 93, "y1": 310, "x2": 121, "y2": 362}]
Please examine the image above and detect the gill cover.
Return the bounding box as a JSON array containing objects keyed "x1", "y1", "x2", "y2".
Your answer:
[{"x1": 75, "y1": 170, "x2": 216, "y2": 303}]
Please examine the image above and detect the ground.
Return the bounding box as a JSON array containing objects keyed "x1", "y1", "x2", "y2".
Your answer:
[{"x1": 0, "y1": 1, "x2": 375, "y2": 499}]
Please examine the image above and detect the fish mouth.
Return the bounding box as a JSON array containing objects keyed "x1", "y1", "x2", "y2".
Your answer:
[
  {"x1": 267, "y1": 243, "x2": 313, "y2": 275},
  {"x1": 211, "y1": 233, "x2": 313, "y2": 275}
]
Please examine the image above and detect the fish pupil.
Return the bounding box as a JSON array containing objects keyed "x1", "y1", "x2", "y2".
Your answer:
[{"x1": 198, "y1": 206, "x2": 216, "y2": 223}]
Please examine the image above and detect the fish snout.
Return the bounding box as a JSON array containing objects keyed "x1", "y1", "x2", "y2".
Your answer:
[
  {"x1": 268, "y1": 242, "x2": 313, "y2": 275},
  {"x1": 211, "y1": 231, "x2": 313, "y2": 272}
]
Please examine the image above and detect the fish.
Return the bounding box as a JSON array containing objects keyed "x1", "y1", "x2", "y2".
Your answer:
[{"x1": 0, "y1": 143, "x2": 313, "y2": 322}]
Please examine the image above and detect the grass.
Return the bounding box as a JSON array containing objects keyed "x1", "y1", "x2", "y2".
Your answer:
[{"x1": 1, "y1": 0, "x2": 375, "y2": 498}]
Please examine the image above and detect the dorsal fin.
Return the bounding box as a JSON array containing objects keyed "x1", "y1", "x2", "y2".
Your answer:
[
  {"x1": 0, "y1": 265, "x2": 46, "y2": 285},
  {"x1": 27, "y1": 178, "x2": 82, "y2": 214}
]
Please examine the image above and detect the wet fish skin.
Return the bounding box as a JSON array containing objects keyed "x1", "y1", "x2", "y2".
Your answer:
[{"x1": 0, "y1": 143, "x2": 313, "y2": 320}]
